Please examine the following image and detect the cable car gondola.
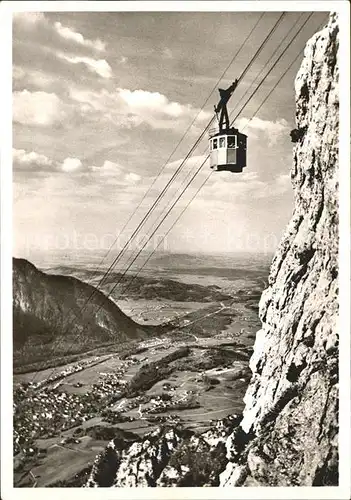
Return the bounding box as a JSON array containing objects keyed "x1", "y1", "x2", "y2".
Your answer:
[{"x1": 209, "y1": 80, "x2": 247, "y2": 173}]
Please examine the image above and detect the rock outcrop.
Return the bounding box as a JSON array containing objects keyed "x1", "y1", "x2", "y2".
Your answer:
[
  {"x1": 220, "y1": 12, "x2": 339, "y2": 486},
  {"x1": 13, "y1": 258, "x2": 153, "y2": 371}
]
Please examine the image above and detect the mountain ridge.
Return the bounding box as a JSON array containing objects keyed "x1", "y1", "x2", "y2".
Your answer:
[
  {"x1": 13, "y1": 257, "x2": 153, "y2": 371},
  {"x1": 84, "y1": 13, "x2": 340, "y2": 488}
]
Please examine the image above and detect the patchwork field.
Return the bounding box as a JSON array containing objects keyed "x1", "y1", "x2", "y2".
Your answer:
[{"x1": 13, "y1": 252, "x2": 269, "y2": 487}]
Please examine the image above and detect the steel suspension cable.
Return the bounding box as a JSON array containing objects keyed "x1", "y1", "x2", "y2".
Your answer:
[
  {"x1": 77, "y1": 11, "x2": 303, "y2": 316},
  {"x1": 81, "y1": 12, "x2": 267, "y2": 297},
  {"x1": 104, "y1": 12, "x2": 312, "y2": 294},
  {"x1": 97, "y1": 163, "x2": 213, "y2": 308},
  {"x1": 77, "y1": 13, "x2": 317, "y2": 363},
  {"x1": 228, "y1": 12, "x2": 314, "y2": 130},
  {"x1": 118, "y1": 171, "x2": 214, "y2": 298}
]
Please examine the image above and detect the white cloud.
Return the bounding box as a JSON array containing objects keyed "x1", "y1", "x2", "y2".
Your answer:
[
  {"x1": 13, "y1": 148, "x2": 53, "y2": 171},
  {"x1": 13, "y1": 12, "x2": 45, "y2": 25},
  {"x1": 13, "y1": 90, "x2": 66, "y2": 126},
  {"x1": 69, "y1": 87, "x2": 211, "y2": 130},
  {"x1": 57, "y1": 53, "x2": 112, "y2": 78},
  {"x1": 54, "y1": 22, "x2": 106, "y2": 52},
  {"x1": 61, "y1": 157, "x2": 83, "y2": 172},
  {"x1": 13, "y1": 149, "x2": 142, "y2": 182}
]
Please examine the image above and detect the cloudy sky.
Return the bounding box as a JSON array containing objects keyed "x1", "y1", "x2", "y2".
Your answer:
[{"x1": 12, "y1": 9, "x2": 328, "y2": 267}]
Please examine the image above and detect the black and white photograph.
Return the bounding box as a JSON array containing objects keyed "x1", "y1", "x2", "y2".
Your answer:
[{"x1": 1, "y1": 1, "x2": 350, "y2": 498}]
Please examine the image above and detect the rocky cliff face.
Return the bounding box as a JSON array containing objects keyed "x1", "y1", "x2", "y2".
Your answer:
[
  {"x1": 13, "y1": 258, "x2": 151, "y2": 371},
  {"x1": 85, "y1": 417, "x2": 240, "y2": 488},
  {"x1": 84, "y1": 14, "x2": 339, "y2": 487},
  {"x1": 220, "y1": 12, "x2": 339, "y2": 487}
]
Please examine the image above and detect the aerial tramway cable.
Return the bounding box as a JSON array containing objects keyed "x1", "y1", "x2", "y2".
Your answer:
[
  {"x1": 37, "y1": 12, "x2": 314, "y2": 383},
  {"x1": 43, "y1": 12, "x2": 306, "y2": 383},
  {"x1": 225, "y1": 12, "x2": 314, "y2": 134},
  {"x1": 104, "y1": 12, "x2": 306, "y2": 281},
  {"x1": 78, "y1": 13, "x2": 267, "y2": 301},
  {"x1": 230, "y1": 12, "x2": 305, "y2": 120},
  {"x1": 117, "y1": 170, "x2": 214, "y2": 299},
  {"x1": 30, "y1": 13, "x2": 277, "y2": 383},
  {"x1": 90, "y1": 13, "x2": 286, "y2": 292},
  {"x1": 116, "y1": 12, "x2": 327, "y2": 316},
  {"x1": 113, "y1": 13, "x2": 329, "y2": 340},
  {"x1": 240, "y1": 14, "x2": 330, "y2": 134},
  {"x1": 100, "y1": 12, "x2": 312, "y2": 299}
]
